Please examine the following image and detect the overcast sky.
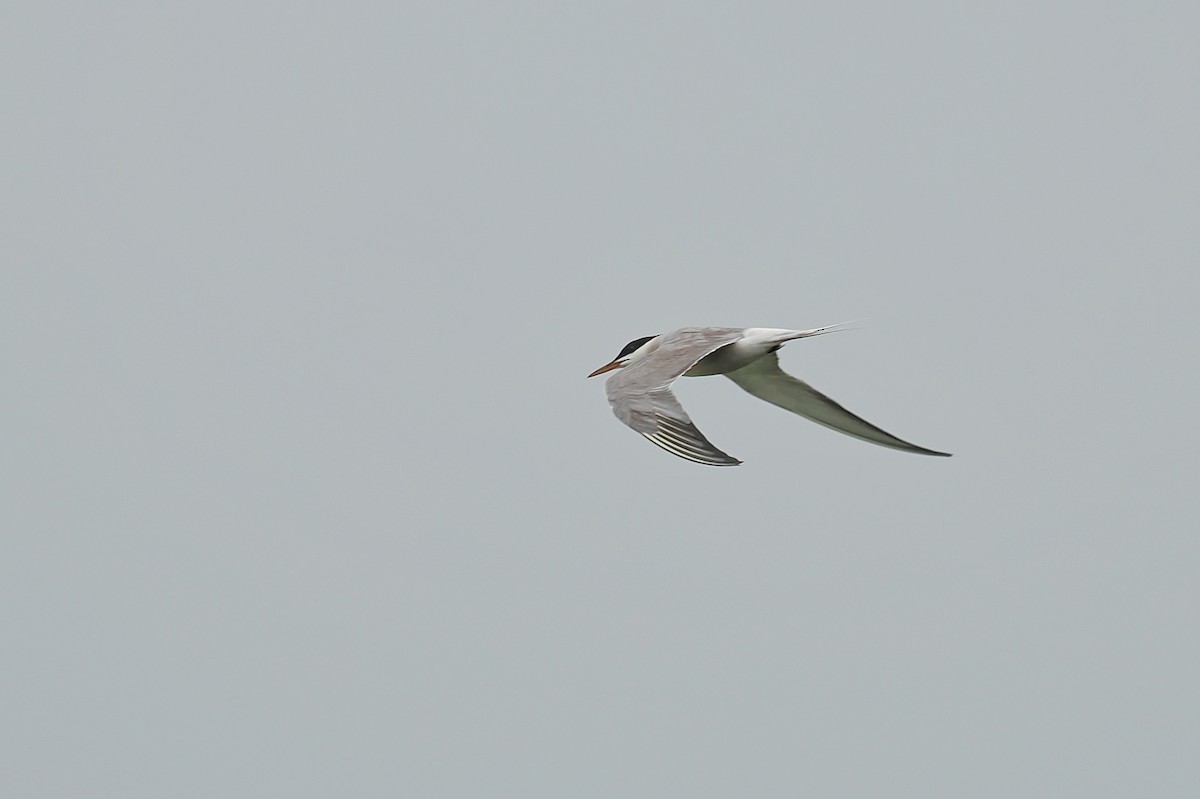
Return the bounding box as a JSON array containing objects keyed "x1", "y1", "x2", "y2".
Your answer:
[{"x1": 4, "y1": 2, "x2": 1199, "y2": 797}]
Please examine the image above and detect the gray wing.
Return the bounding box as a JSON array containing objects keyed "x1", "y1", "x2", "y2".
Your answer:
[
  {"x1": 605, "y1": 328, "x2": 744, "y2": 466},
  {"x1": 724, "y1": 352, "x2": 952, "y2": 457}
]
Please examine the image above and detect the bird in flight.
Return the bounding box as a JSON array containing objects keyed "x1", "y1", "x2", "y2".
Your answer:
[{"x1": 588, "y1": 325, "x2": 951, "y2": 466}]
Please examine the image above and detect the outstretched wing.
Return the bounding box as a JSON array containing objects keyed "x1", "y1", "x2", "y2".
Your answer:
[
  {"x1": 724, "y1": 352, "x2": 951, "y2": 456},
  {"x1": 605, "y1": 328, "x2": 744, "y2": 466}
]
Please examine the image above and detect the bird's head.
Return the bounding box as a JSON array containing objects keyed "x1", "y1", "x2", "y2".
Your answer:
[{"x1": 587, "y1": 335, "x2": 658, "y2": 377}]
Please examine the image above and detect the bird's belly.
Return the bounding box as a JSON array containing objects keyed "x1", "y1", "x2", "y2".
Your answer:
[{"x1": 684, "y1": 342, "x2": 766, "y2": 376}]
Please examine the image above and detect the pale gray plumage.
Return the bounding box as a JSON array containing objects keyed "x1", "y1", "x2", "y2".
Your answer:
[
  {"x1": 604, "y1": 328, "x2": 745, "y2": 466},
  {"x1": 724, "y1": 352, "x2": 950, "y2": 457},
  {"x1": 593, "y1": 325, "x2": 951, "y2": 466}
]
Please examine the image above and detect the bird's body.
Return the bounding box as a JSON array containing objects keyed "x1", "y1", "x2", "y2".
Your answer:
[{"x1": 588, "y1": 325, "x2": 951, "y2": 466}]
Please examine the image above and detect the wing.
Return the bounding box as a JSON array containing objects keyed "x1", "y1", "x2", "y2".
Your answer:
[
  {"x1": 605, "y1": 328, "x2": 744, "y2": 466},
  {"x1": 724, "y1": 352, "x2": 952, "y2": 456}
]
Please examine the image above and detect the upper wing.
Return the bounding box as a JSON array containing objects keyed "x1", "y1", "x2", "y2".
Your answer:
[
  {"x1": 724, "y1": 352, "x2": 951, "y2": 456},
  {"x1": 605, "y1": 328, "x2": 744, "y2": 466}
]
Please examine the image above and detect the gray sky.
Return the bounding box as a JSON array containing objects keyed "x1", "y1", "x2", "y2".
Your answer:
[{"x1": 4, "y1": 2, "x2": 1199, "y2": 797}]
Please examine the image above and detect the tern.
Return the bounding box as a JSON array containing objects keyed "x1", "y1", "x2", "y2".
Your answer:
[{"x1": 588, "y1": 325, "x2": 951, "y2": 466}]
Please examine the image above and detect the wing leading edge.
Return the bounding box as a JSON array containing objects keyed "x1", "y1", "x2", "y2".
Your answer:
[{"x1": 724, "y1": 353, "x2": 951, "y2": 457}]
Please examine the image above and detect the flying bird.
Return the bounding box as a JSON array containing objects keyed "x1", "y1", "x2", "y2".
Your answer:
[{"x1": 588, "y1": 325, "x2": 951, "y2": 466}]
